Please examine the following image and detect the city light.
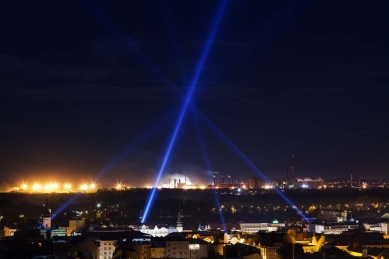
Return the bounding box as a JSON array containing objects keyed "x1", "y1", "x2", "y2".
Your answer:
[
  {"x1": 80, "y1": 184, "x2": 88, "y2": 191},
  {"x1": 45, "y1": 183, "x2": 59, "y2": 191},
  {"x1": 12, "y1": 177, "x2": 373, "y2": 194},
  {"x1": 264, "y1": 184, "x2": 273, "y2": 189},
  {"x1": 32, "y1": 183, "x2": 42, "y2": 191}
]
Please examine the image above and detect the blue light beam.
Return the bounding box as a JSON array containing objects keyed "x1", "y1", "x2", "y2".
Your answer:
[
  {"x1": 195, "y1": 108, "x2": 309, "y2": 221},
  {"x1": 141, "y1": 0, "x2": 229, "y2": 223},
  {"x1": 48, "y1": 109, "x2": 175, "y2": 224},
  {"x1": 192, "y1": 109, "x2": 227, "y2": 231}
]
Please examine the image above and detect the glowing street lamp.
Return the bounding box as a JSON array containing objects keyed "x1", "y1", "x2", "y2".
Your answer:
[
  {"x1": 33, "y1": 184, "x2": 42, "y2": 191},
  {"x1": 80, "y1": 184, "x2": 88, "y2": 191}
]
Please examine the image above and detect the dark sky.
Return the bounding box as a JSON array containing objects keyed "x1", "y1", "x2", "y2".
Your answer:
[{"x1": 1, "y1": 0, "x2": 389, "y2": 186}]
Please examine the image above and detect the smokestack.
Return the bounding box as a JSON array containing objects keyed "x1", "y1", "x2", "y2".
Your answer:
[
  {"x1": 286, "y1": 164, "x2": 289, "y2": 186},
  {"x1": 292, "y1": 155, "x2": 295, "y2": 183}
]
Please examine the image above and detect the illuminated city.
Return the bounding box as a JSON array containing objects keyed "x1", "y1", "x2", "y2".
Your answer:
[
  {"x1": 9, "y1": 174, "x2": 389, "y2": 193},
  {"x1": 1, "y1": 0, "x2": 389, "y2": 258}
]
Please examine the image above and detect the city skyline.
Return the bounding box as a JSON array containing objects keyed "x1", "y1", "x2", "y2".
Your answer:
[{"x1": 1, "y1": 1, "x2": 389, "y2": 185}]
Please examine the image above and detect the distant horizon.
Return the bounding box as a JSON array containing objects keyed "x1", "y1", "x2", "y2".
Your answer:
[{"x1": 1, "y1": 174, "x2": 388, "y2": 193}]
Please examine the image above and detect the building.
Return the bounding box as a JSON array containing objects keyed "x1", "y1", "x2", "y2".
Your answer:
[
  {"x1": 249, "y1": 178, "x2": 260, "y2": 189},
  {"x1": 239, "y1": 223, "x2": 285, "y2": 234},
  {"x1": 99, "y1": 237, "x2": 117, "y2": 259},
  {"x1": 138, "y1": 224, "x2": 178, "y2": 237},
  {"x1": 150, "y1": 241, "x2": 166, "y2": 258},
  {"x1": 317, "y1": 211, "x2": 347, "y2": 223},
  {"x1": 166, "y1": 239, "x2": 190, "y2": 258},
  {"x1": 364, "y1": 222, "x2": 389, "y2": 235},
  {"x1": 53, "y1": 236, "x2": 85, "y2": 257},
  {"x1": 308, "y1": 223, "x2": 359, "y2": 235},
  {"x1": 3, "y1": 225, "x2": 17, "y2": 237},
  {"x1": 78, "y1": 237, "x2": 100, "y2": 259},
  {"x1": 68, "y1": 217, "x2": 86, "y2": 236},
  {"x1": 176, "y1": 208, "x2": 183, "y2": 232},
  {"x1": 189, "y1": 239, "x2": 209, "y2": 259},
  {"x1": 40, "y1": 227, "x2": 67, "y2": 239},
  {"x1": 42, "y1": 199, "x2": 52, "y2": 228},
  {"x1": 133, "y1": 242, "x2": 151, "y2": 259},
  {"x1": 284, "y1": 230, "x2": 325, "y2": 254}
]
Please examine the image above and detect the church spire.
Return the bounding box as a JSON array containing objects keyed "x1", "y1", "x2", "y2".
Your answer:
[{"x1": 42, "y1": 198, "x2": 52, "y2": 228}]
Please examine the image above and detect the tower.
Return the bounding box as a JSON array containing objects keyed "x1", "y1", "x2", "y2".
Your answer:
[
  {"x1": 42, "y1": 198, "x2": 52, "y2": 228},
  {"x1": 249, "y1": 177, "x2": 260, "y2": 189},
  {"x1": 286, "y1": 164, "x2": 289, "y2": 186},
  {"x1": 212, "y1": 172, "x2": 219, "y2": 186},
  {"x1": 291, "y1": 155, "x2": 295, "y2": 185},
  {"x1": 176, "y1": 208, "x2": 183, "y2": 232}
]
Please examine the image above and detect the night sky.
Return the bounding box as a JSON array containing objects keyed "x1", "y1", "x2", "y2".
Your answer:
[{"x1": 1, "y1": 1, "x2": 389, "y2": 186}]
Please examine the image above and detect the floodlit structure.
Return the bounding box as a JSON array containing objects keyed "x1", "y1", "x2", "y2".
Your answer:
[
  {"x1": 68, "y1": 217, "x2": 86, "y2": 236},
  {"x1": 239, "y1": 222, "x2": 285, "y2": 234},
  {"x1": 138, "y1": 225, "x2": 177, "y2": 237},
  {"x1": 295, "y1": 177, "x2": 324, "y2": 188},
  {"x1": 42, "y1": 199, "x2": 52, "y2": 228}
]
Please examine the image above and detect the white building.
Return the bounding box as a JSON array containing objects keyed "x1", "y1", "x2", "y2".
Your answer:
[
  {"x1": 138, "y1": 225, "x2": 178, "y2": 237},
  {"x1": 239, "y1": 223, "x2": 285, "y2": 234},
  {"x1": 99, "y1": 238, "x2": 116, "y2": 259},
  {"x1": 308, "y1": 223, "x2": 359, "y2": 234},
  {"x1": 364, "y1": 222, "x2": 389, "y2": 235}
]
